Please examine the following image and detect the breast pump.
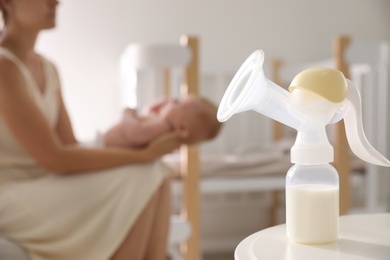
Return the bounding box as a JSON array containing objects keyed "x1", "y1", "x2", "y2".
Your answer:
[{"x1": 217, "y1": 50, "x2": 390, "y2": 245}]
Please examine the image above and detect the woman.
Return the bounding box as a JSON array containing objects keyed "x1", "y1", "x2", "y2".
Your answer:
[{"x1": 0, "y1": 0, "x2": 181, "y2": 259}]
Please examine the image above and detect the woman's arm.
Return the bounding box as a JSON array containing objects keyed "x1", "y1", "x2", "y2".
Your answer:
[
  {"x1": 54, "y1": 71, "x2": 78, "y2": 145},
  {"x1": 0, "y1": 59, "x2": 180, "y2": 174}
]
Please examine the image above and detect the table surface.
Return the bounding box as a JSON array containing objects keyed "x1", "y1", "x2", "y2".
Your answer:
[{"x1": 235, "y1": 213, "x2": 390, "y2": 260}]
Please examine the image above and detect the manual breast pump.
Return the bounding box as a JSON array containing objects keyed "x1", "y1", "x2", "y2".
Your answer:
[{"x1": 217, "y1": 50, "x2": 390, "y2": 245}]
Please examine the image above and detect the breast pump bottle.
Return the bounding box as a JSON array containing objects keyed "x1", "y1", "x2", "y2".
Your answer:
[
  {"x1": 217, "y1": 50, "x2": 390, "y2": 245},
  {"x1": 285, "y1": 67, "x2": 346, "y2": 244}
]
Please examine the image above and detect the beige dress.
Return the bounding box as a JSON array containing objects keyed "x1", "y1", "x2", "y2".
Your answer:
[{"x1": 0, "y1": 47, "x2": 169, "y2": 260}]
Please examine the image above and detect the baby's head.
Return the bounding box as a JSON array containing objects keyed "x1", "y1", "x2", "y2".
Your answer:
[{"x1": 159, "y1": 95, "x2": 222, "y2": 144}]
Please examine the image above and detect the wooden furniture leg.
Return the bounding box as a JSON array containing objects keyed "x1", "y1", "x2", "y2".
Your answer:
[
  {"x1": 333, "y1": 35, "x2": 352, "y2": 215},
  {"x1": 180, "y1": 35, "x2": 201, "y2": 260}
]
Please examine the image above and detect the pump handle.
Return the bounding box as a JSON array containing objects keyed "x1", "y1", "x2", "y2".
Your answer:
[{"x1": 344, "y1": 79, "x2": 390, "y2": 166}]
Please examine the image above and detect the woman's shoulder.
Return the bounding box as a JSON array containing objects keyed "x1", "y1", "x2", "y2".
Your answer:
[
  {"x1": 0, "y1": 48, "x2": 29, "y2": 91},
  {"x1": 0, "y1": 54, "x2": 22, "y2": 80},
  {"x1": 0, "y1": 46, "x2": 19, "y2": 63},
  {"x1": 0, "y1": 47, "x2": 27, "y2": 77}
]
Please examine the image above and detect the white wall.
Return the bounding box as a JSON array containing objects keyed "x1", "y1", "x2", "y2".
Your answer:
[{"x1": 36, "y1": 0, "x2": 390, "y2": 141}]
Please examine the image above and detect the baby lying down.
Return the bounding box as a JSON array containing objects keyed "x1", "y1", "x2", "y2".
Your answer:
[{"x1": 103, "y1": 95, "x2": 222, "y2": 148}]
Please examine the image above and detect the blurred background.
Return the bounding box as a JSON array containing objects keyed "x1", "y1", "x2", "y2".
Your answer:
[
  {"x1": 36, "y1": 1, "x2": 390, "y2": 259},
  {"x1": 37, "y1": 0, "x2": 390, "y2": 141}
]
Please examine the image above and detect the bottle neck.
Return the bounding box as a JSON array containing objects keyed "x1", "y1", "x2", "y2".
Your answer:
[{"x1": 291, "y1": 124, "x2": 333, "y2": 165}]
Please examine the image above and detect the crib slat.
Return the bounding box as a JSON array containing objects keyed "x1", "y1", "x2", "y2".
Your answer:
[
  {"x1": 333, "y1": 35, "x2": 352, "y2": 215},
  {"x1": 180, "y1": 35, "x2": 201, "y2": 260}
]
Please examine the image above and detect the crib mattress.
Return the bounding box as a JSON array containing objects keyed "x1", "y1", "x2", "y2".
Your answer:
[{"x1": 163, "y1": 145, "x2": 291, "y2": 178}]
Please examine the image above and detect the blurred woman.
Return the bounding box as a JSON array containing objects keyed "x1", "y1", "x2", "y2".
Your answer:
[{"x1": 0, "y1": 0, "x2": 181, "y2": 259}]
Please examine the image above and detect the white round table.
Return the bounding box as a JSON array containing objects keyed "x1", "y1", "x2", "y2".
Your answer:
[{"x1": 235, "y1": 213, "x2": 390, "y2": 260}]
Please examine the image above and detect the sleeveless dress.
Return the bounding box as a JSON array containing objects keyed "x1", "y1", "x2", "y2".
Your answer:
[{"x1": 0, "y1": 47, "x2": 169, "y2": 260}]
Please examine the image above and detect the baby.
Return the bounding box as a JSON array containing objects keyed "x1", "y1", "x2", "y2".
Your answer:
[{"x1": 103, "y1": 95, "x2": 222, "y2": 148}]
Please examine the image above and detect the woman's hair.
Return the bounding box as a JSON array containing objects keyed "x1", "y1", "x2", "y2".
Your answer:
[{"x1": 0, "y1": 4, "x2": 7, "y2": 27}]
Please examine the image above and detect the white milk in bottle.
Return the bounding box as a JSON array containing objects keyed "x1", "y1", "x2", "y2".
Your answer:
[
  {"x1": 285, "y1": 164, "x2": 339, "y2": 244},
  {"x1": 286, "y1": 184, "x2": 339, "y2": 244}
]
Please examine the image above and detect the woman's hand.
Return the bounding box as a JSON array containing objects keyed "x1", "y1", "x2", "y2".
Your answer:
[{"x1": 145, "y1": 132, "x2": 182, "y2": 160}]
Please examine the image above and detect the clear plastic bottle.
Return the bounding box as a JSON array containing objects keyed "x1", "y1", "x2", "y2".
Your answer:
[{"x1": 286, "y1": 164, "x2": 339, "y2": 244}]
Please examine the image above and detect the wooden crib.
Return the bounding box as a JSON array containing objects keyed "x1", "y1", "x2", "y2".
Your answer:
[{"x1": 120, "y1": 35, "x2": 201, "y2": 260}]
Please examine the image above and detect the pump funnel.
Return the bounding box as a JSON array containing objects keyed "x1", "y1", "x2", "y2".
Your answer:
[{"x1": 217, "y1": 50, "x2": 301, "y2": 130}]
